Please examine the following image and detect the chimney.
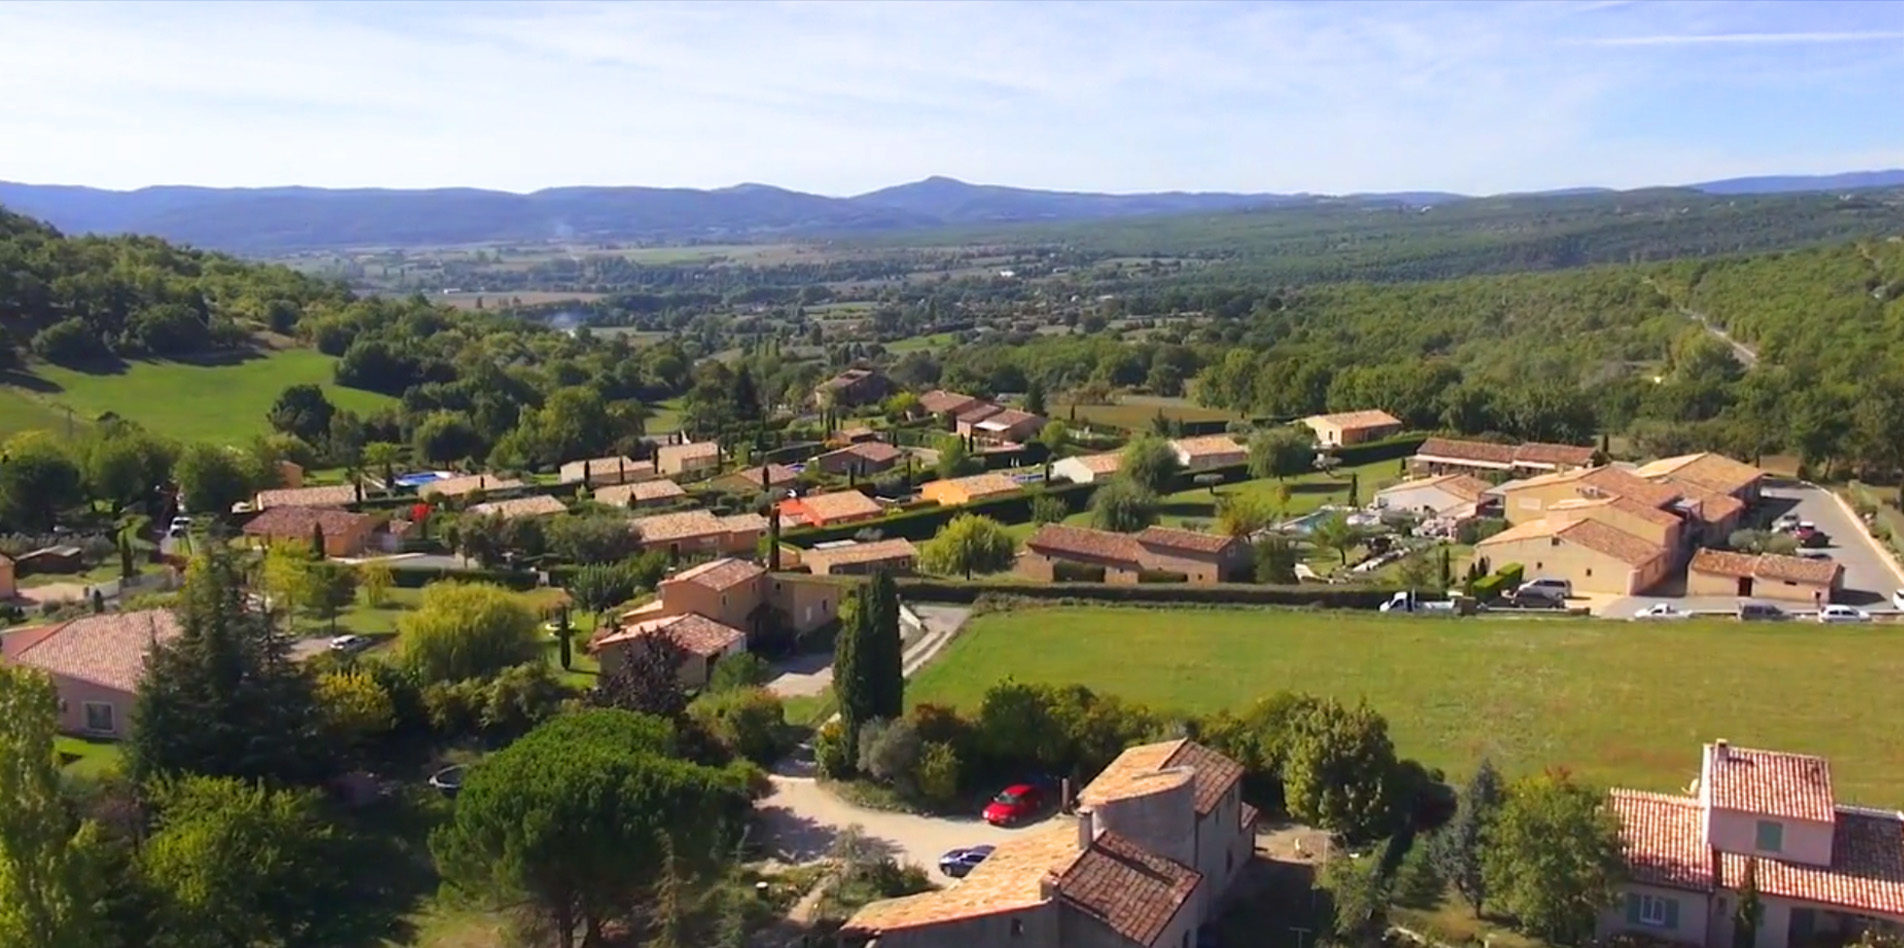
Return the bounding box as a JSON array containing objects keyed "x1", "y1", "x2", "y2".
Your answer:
[
  {"x1": 1077, "y1": 806, "x2": 1096, "y2": 851},
  {"x1": 1714, "y1": 739, "x2": 1730, "y2": 763}
]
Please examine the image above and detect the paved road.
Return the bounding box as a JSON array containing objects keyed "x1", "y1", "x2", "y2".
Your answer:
[{"x1": 765, "y1": 604, "x2": 971, "y2": 699}]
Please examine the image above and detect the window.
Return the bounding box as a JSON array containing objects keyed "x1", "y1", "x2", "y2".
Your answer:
[
  {"x1": 1640, "y1": 894, "x2": 1670, "y2": 927},
  {"x1": 83, "y1": 701, "x2": 115, "y2": 734},
  {"x1": 1756, "y1": 820, "x2": 1784, "y2": 853}
]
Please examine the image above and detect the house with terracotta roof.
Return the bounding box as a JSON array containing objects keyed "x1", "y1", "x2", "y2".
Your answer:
[
  {"x1": 712, "y1": 463, "x2": 801, "y2": 494},
  {"x1": 1021, "y1": 524, "x2": 1249, "y2": 585},
  {"x1": 242, "y1": 505, "x2": 384, "y2": 557},
  {"x1": 799, "y1": 538, "x2": 918, "y2": 576},
  {"x1": 593, "y1": 557, "x2": 841, "y2": 659},
  {"x1": 816, "y1": 441, "x2": 904, "y2": 477},
  {"x1": 815, "y1": 367, "x2": 895, "y2": 407},
  {"x1": 921, "y1": 472, "x2": 1022, "y2": 507},
  {"x1": 1604, "y1": 741, "x2": 1904, "y2": 948},
  {"x1": 919, "y1": 389, "x2": 984, "y2": 419},
  {"x1": 842, "y1": 738, "x2": 1254, "y2": 948},
  {"x1": 779, "y1": 489, "x2": 884, "y2": 528},
  {"x1": 1410, "y1": 437, "x2": 1598, "y2": 479},
  {"x1": 595, "y1": 478, "x2": 688, "y2": 510},
  {"x1": 1374, "y1": 474, "x2": 1494, "y2": 519},
  {"x1": 656, "y1": 440, "x2": 721, "y2": 478},
  {"x1": 468, "y1": 494, "x2": 569, "y2": 521},
  {"x1": 0, "y1": 609, "x2": 181, "y2": 738},
  {"x1": 1050, "y1": 452, "x2": 1121, "y2": 485},
  {"x1": 1687, "y1": 549, "x2": 1842, "y2": 605},
  {"x1": 0, "y1": 553, "x2": 13, "y2": 599},
  {"x1": 969, "y1": 408, "x2": 1046, "y2": 446},
  {"x1": 1169, "y1": 435, "x2": 1247, "y2": 472},
  {"x1": 953, "y1": 401, "x2": 1006, "y2": 431},
  {"x1": 558, "y1": 455, "x2": 656, "y2": 487},
  {"x1": 1637, "y1": 452, "x2": 1766, "y2": 505},
  {"x1": 1473, "y1": 515, "x2": 1672, "y2": 596},
  {"x1": 629, "y1": 509, "x2": 768, "y2": 558},
  {"x1": 418, "y1": 474, "x2": 527, "y2": 501},
  {"x1": 1302, "y1": 409, "x2": 1403, "y2": 447},
  {"x1": 253, "y1": 483, "x2": 361, "y2": 511},
  {"x1": 590, "y1": 613, "x2": 746, "y2": 688}
]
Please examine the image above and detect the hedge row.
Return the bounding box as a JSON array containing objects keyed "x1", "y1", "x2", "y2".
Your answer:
[
  {"x1": 783, "y1": 480, "x2": 1100, "y2": 545},
  {"x1": 1328, "y1": 432, "x2": 1429, "y2": 468},
  {"x1": 1468, "y1": 562, "x2": 1525, "y2": 602},
  {"x1": 386, "y1": 563, "x2": 542, "y2": 590},
  {"x1": 893, "y1": 577, "x2": 1398, "y2": 609}
]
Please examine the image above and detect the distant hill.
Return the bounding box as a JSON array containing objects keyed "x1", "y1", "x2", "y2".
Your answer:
[{"x1": 2, "y1": 170, "x2": 1901, "y2": 253}]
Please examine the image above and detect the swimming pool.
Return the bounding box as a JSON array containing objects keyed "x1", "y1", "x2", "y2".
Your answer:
[{"x1": 392, "y1": 471, "x2": 455, "y2": 489}]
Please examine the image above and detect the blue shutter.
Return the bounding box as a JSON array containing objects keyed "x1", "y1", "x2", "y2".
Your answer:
[
  {"x1": 1626, "y1": 893, "x2": 1643, "y2": 925},
  {"x1": 1665, "y1": 898, "x2": 1680, "y2": 930}
]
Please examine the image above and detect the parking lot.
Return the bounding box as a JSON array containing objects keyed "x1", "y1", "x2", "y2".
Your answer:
[{"x1": 1602, "y1": 482, "x2": 1904, "y2": 618}]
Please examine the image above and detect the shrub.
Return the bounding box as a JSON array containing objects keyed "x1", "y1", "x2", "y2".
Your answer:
[
  {"x1": 856, "y1": 718, "x2": 922, "y2": 789},
  {"x1": 915, "y1": 741, "x2": 963, "y2": 808},
  {"x1": 690, "y1": 686, "x2": 787, "y2": 765},
  {"x1": 708, "y1": 652, "x2": 773, "y2": 692},
  {"x1": 814, "y1": 720, "x2": 852, "y2": 778},
  {"x1": 1496, "y1": 562, "x2": 1525, "y2": 589}
]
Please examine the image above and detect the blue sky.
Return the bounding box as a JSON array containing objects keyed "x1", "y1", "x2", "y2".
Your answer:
[{"x1": 2, "y1": 0, "x2": 1902, "y2": 196}]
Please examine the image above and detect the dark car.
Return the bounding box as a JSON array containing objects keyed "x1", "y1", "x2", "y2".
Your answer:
[
  {"x1": 428, "y1": 764, "x2": 467, "y2": 798},
  {"x1": 1737, "y1": 602, "x2": 1787, "y2": 622},
  {"x1": 937, "y1": 844, "x2": 996, "y2": 878},
  {"x1": 983, "y1": 783, "x2": 1046, "y2": 826}
]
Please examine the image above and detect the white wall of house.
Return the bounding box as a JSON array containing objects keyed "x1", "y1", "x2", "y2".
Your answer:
[
  {"x1": 1050, "y1": 457, "x2": 1105, "y2": 484},
  {"x1": 1707, "y1": 808, "x2": 1834, "y2": 867}
]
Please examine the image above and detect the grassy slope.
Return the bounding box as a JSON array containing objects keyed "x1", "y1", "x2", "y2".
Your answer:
[
  {"x1": 6, "y1": 349, "x2": 395, "y2": 443},
  {"x1": 907, "y1": 606, "x2": 1904, "y2": 805}
]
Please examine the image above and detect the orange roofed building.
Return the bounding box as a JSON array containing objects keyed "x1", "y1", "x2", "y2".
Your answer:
[
  {"x1": 1604, "y1": 742, "x2": 1904, "y2": 948},
  {"x1": 590, "y1": 557, "x2": 842, "y2": 666},
  {"x1": 0, "y1": 609, "x2": 181, "y2": 739}
]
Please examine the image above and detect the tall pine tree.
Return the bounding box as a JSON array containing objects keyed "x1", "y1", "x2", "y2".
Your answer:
[
  {"x1": 832, "y1": 584, "x2": 874, "y2": 771},
  {"x1": 866, "y1": 569, "x2": 904, "y2": 720},
  {"x1": 129, "y1": 544, "x2": 331, "y2": 785},
  {"x1": 1430, "y1": 757, "x2": 1504, "y2": 916}
]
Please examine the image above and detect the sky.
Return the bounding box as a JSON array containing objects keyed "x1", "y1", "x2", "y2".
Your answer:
[{"x1": 2, "y1": 0, "x2": 1903, "y2": 197}]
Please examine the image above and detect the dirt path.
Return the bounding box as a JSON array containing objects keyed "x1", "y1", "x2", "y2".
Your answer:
[{"x1": 1644, "y1": 276, "x2": 1759, "y2": 367}]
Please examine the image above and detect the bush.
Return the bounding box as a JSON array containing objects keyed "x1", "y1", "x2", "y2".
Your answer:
[
  {"x1": 690, "y1": 686, "x2": 787, "y2": 765},
  {"x1": 1329, "y1": 433, "x2": 1429, "y2": 468},
  {"x1": 915, "y1": 741, "x2": 963, "y2": 808},
  {"x1": 1496, "y1": 562, "x2": 1525, "y2": 588},
  {"x1": 814, "y1": 720, "x2": 852, "y2": 778},
  {"x1": 856, "y1": 718, "x2": 922, "y2": 789},
  {"x1": 1456, "y1": 517, "x2": 1507, "y2": 545},
  {"x1": 708, "y1": 652, "x2": 773, "y2": 692}
]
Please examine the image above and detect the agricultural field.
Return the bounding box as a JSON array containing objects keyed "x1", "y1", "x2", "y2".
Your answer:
[
  {"x1": 886, "y1": 331, "x2": 959, "y2": 353},
  {"x1": 2, "y1": 349, "x2": 396, "y2": 443},
  {"x1": 1057, "y1": 394, "x2": 1241, "y2": 432},
  {"x1": 435, "y1": 290, "x2": 604, "y2": 311},
  {"x1": 907, "y1": 605, "x2": 1904, "y2": 805}
]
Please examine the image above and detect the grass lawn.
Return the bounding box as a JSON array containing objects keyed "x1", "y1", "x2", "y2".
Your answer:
[
  {"x1": 1057, "y1": 394, "x2": 1241, "y2": 432},
  {"x1": 648, "y1": 396, "x2": 686, "y2": 434},
  {"x1": 17, "y1": 560, "x2": 143, "y2": 589},
  {"x1": 55, "y1": 735, "x2": 123, "y2": 779},
  {"x1": 0, "y1": 385, "x2": 84, "y2": 437},
  {"x1": 13, "y1": 349, "x2": 395, "y2": 443},
  {"x1": 907, "y1": 605, "x2": 1904, "y2": 805},
  {"x1": 888, "y1": 331, "x2": 958, "y2": 353}
]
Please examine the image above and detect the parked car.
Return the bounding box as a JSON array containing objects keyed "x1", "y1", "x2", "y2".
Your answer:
[
  {"x1": 983, "y1": 784, "x2": 1046, "y2": 826},
  {"x1": 1379, "y1": 591, "x2": 1455, "y2": 614},
  {"x1": 1772, "y1": 513, "x2": 1802, "y2": 532},
  {"x1": 1516, "y1": 578, "x2": 1572, "y2": 602},
  {"x1": 329, "y1": 634, "x2": 371, "y2": 653},
  {"x1": 1508, "y1": 588, "x2": 1566, "y2": 610},
  {"x1": 428, "y1": 764, "x2": 466, "y2": 797},
  {"x1": 1631, "y1": 603, "x2": 1691, "y2": 621},
  {"x1": 1737, "y1": 602, "x2": 1788, "y2": 622},
  {"x1": 1818, "y1": 604, "x2": 1871, "y2": 624},
  {"x1": 937, "y1": 844, "x2": 996, "y2": 878},
  {"x1": 1892, "y1": 588, "x2": 1904, "y2": 611},
  {"x1": 1792, "y1": 523, "x2": 1825, "y2": 546}
]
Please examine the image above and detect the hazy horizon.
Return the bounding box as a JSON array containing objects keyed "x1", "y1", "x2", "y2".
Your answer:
[{"x1": 3, "y1": 0, "x2": 1903, "y2": 197}]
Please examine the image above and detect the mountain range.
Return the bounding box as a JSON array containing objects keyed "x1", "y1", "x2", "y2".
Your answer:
[{"x1": 2, "y1": 170, "x2": 1902, "y2": 254}]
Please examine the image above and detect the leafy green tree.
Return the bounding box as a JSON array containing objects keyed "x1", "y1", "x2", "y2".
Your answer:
[
  {"x1": 832, "y1": 584, "x2": 873, "y2": 772},
  {"x1": 918, "y1": 514, "x2": 1015, "y2": 579},
  {"x1": 1322, "y1": 850, "x2": 1394, "y2": 945},
  {"x1": 303, "y1": 561, "x2": 358, "y2": 633},
  {"x1": 174, "y1": 442, "x2": 253, "y2": 517},
  {"x1": 360, "y1": 560, "x2": 393, "y2": 607},
  {"x1": 1252, "y1": 535, "x2": 1299, "y2": 583},
  {"x1": 688, "y1": 686, "x2": 786, "y2": 765},
  {"x1": 1430, "y1": 758, "x2": 1504, "y2": 915},
  {"x1": 397, "y1": 582, "x2": 539, "y2": 684},
  {"x1": 313, "y1": 668, "x2": 396, "y2": 749},
  {"x1": 1038, "y1": 419, "x2": 1070, "y2": 454},
  {"x1": 1312, "y1": 510, "x2": 1361, "y2": 566},
  {"x1": 1282, "y1": 698, "x2": 1400, "y2": 840},
  {"x1": 1249, "y1": 427, "x2": 1315, "y2": 480},
  {"x1": 1024, "y1": 378, "x2": 1047, "y2": 416},
  {"x1": 1030, "y1": 492, "x2": 1068, "y2": 525},
  {"x1": 266, "y1": 383, "x2": 337, "y2": 444},
  {"x1": 934, "y1": 435, "x2": 980, "y2": 479},
  {"x1": 452, "y1": 511, "x2": 509, "y2": 567},
  {"x1": 1482, "y1": 771, "x2": 1624, "y2": 944},
  {"x1": 138, "y1": 775, "x2": 347, "y2": 948},
  {"x1": 0, "y1": 666, "x2": 103, "y2": 948},
  {"x1": 1216, "y1": 493, "x2": 1274, "y2": 537},
  {"x1": 84, "y1": 429, "x2": 173, "y2": 514},
  {"x1": 1089, "y1": 478, "x2": 1158, "y2": 533},
  {"x1": 1119, "y1": 434, "x2": 1180, "y2": 493},
  {"x1": 362, "y1": 441, "x2": 403, "y2": 491},
  {"x1": 0, "y1": 432, "x2": 83, "y2": 531},
  {"x1": 591, "y1": 639, "x2": 688, "y2": 720},
  {"x1": 568, "y1": 561, "x2": 638, "y2": 614},
  {"x1": 130, "y1": 546, "x2": 329, "y2": 785},
  {"x1": 707, "y1": 652, "x2": 772, "y2": 692},
  {"x1": 430, "y1": 710, "x2": 757, "y2": 948}
]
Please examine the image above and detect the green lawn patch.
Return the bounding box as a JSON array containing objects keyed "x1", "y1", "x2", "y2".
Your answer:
[
  {"x1": 15, "y1": 349, "x2": 395, "y2": 443},
  {"x1": 55, "y1": 735, "x2": 123, "y2": 779},
  {"x1": 0, "y1": 385, "x2": 84, "y2": 438},
  {"x1": 907, "y1": 605, "x2": 1904, "y2": 805},
  {"x1": 888, "y1": 331, "x2": 958, "y2": 353},
  {"x1": 647, "y1": 396, "x2": 685, "y2": 434}
]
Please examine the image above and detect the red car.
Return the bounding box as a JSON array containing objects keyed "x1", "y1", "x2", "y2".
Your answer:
[{"x1": 983, "y1": 784, "x2": 1045, "y2": 826}]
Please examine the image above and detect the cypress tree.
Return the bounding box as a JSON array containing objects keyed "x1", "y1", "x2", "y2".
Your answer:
[
  {"x1": 832, "y1": 584, "x2": 872, "y2": 772},
  {"x1": 867, "y1": 569, "x2": 904, "y2": 719},
  {"x1": 310, "y1": 521, "x2": 326, "y2": 560}
]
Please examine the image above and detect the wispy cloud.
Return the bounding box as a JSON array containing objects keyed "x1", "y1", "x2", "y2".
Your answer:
[{"x1": 1580, "y1": 30, "x2": 1904, "y2": 47}]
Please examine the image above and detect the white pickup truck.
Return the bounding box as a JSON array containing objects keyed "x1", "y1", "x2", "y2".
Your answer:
[{"x1": 1379, "y1": 591, "x2": 1458, "y2": 614}]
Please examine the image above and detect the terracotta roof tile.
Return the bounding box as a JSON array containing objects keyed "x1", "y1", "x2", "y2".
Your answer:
[
  {"x1": 1057, "y1": 830, "x2": 1201, "y2": 946},
  {"x1": 1556, "y1": 519, "x2": 1666, "y2": 567},
  {"x1": 596, "y1": 479, "x2": 687, "y2": 507},
  {"x1": 1305, "y1": 409, "x2": 1403, "y2": 431},
  {"x1": 1026, "y1": 524, "x2": 1144, "y2": 567},
  {"x1": 468, "y1": 494, "x2": 568, "y2": 520},
  {"x1": 1721, "y1": 810, "x2": 1904, "y2": 916},
  {"x1": 1514, "y1": 442, "x2": 1598, "y2": 467},
  {"x1": 1070, "y1": 453, "x2": 1123, "y2": 475},
  {"x1": 976, "y1": 408, "x2": 1042, "y2": 430},
  {"x1": 955, "y1": 402, "x2": 1005, "y2": 424},
  {"x1": 670, "y1": 557, "x2": 765, "y2": 592},
  {"x1": 822, "y1": 441, "x2": 902, "y2": 465},
  {"x1": 632, "y1": 509, "x2": 726, "y2": 543},
  {"x1": 1708, "y1": 744, "x2": 1835, "y2": 823},
  {"x1": 1577, "y1": 466, "x2": 1684, "y2": 510},
  {"x1": 594, "y1": 612, "x2": 745, "y2": 657},
  {"x1": 1135, "y1": 526, "x2": 1239, "y2": 558},
  {"x1": 842, "y1": 821, "x2": 1084, "y2": 934},
  {"x1": 719, "y1": 512, "x2": 768, "y2": 534},
  {"x1": 1416, "y1": 437, "x2": 1517, "y2": 466},
  {"x1": 656, "y1": 441, "x2": 719, "y2": 465},
  {"x1": 242, "y1": 505, "x2": 378, "y2": 539},
  {"x1": 1752, "y1": 552, "x2": 1841, "y2": 586},
  {"x1": 1610, "y1": 790, "x2": 1715, "y2": 891},
  {"x1": 1688, "y1": 548, "x2": 1759, "y2": 579},
  {"x1": 920, "y1": 390, "x2": 982, "y2": 415},
  {"x1": 1172, "y1": 435, "x2": 1246, "y2": 459},
  {"x1": 788, "y1": 490, "x2": 883, "y2": 524},
  {"x1": 1639, "y1": 453, "x2": 1764, "y2": 497},
  {"x1": 1080, "y1": 740, "x2": 1188, "y2": 807},
  {"x1": 420, "y1": 474, "x2": 525, "y2": 498},
  {"x1": 1438, "y1": 475, "x2": 1493, "y2": 502},
  {"x1": 934, "y1": 472, "x2": 1022, "y2": 501},
  {"x1": 719, "y1": 464, "x2": 800, "y2": 489},
  {"x1": 1164, "y1": 739, "x2": 1247, "y2": 814},
  {"x1": 5, "y1": 609, "x2": 182, "y2": 693},
  {"x1": 799, "y1": 538, "x2": 918, "y2": 570},
  {"x1": 254, "y1": 484, "x2": 359, "y2": 509},
  {"x1": 559, "y1": 456, "x2": 648, "y2": 481}
]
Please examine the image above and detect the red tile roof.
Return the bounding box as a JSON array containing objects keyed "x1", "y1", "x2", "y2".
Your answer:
[
  {"x1": 787, "y1": 490, "x2": 883, "y2": 525},
  {"x1": 1560, "y1": 519, "x2": 1667, "y2": 566},
  {"x1": 1577, "y1": 466, "x2": 1685, "y2": 511},
  {"x1": 242, "y1": 505, "x2": 378, "y2": 540},
  {"x1": 1164, "y1": 739, "x2": 1247, "y2": 814},
  {"x1": 721, "y1": 464, "x2": 800, "y2": 489},
  {"x1": 1171, "y1": 434, "x2": 1246, "y2": 460},
  {"x1": 1708, "y1": 744, "x2": 1836, "y2": 823},
  {"x1": 1721, "y1": 810, "x2": 1904, "y2": 916},
  {"x1": 1085, "y1": 739, "x2": 1245, "y2": 818},
  {"x1": 1609, "y1": 790, "x2": 1716, "y2": 891},
  {"x1": 955, "y1": 402, "x2": 1004, "y2": 424},
  {"x1": 1068, "y1": 453, "x2": 1123, "y2": 475},
  {"x1": 1026, "y1": 524, "x2": 1144, "y2": 568},
  {"x1": 799, "y1": 538, "x2": 918, "y2": 570},
  {"x1": 1135, "y1": 526, "x2": 1240, "y2": 558},
  {"x1": 468, "y1": 494, "x2": 568, "y2": 520},
  {"x1": 920, "y1": 390, "x2": 982, "y2": 415},
  {"x1": 1416, "y1": 437, "x2": 1517, "y2": 466},
  {"x1": 596, "y1": 479, "x2": 687, "y2": 507},
  {"x1": 1057, "y1": 830, "x2": 1201, "y2": 946},
  {"x1": 669, "y1": 557, "x2": 765, "y2": 593},
  {"x1": 1514, "y1": 442, "x2": 1598, "y2": 468},
  {"x1": 253, "y1": 484, "x2": 361, "y2": 509},
  {"x1": 594, "y1": 612, "x2": 745, "y2": 657},
  {"x1": 4, "y1": 609, "x2": 182, "y2": 693},
  {"x1": 1304, "y1": 409, "x2": 1403, "y2": 432},
  {"x1": 419, "y1": 474, "x2": 525, "y2": 499},
  {"x1": 822, "y1": 441, "x2": 902, "y2": 465}
]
